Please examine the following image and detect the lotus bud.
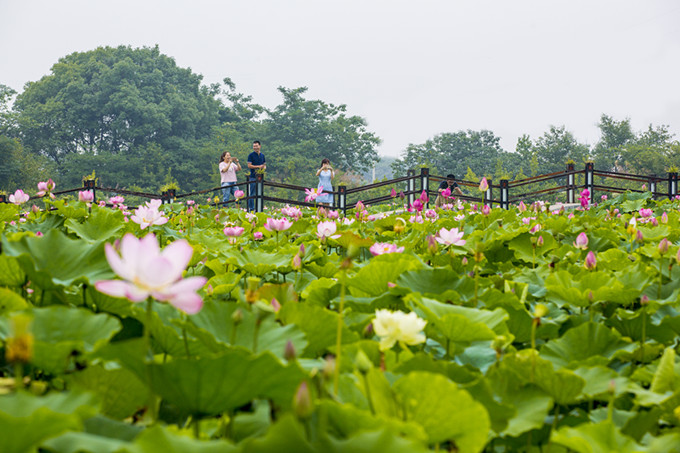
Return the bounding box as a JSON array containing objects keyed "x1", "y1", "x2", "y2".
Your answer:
[
  {"x1": 533, "y1": 304, "x2": 548, "y2": 318},
  {"x1": 627, "y1": 217, "x2": 637, "y2": 235},
  {"x1": 31, "y1": 204, "x2": 40, "y2": 214},
  {"x1": 299, "y1": 243, "x2": 305, "y2": 256},
  {"x1": 355, "y1": 200, "x2": 365, "y2": 212},
  {"x1": 651, "y1": 217, "x2": 659, "y2": 227},
  {"x1": 588, "y1": 290, "x2": 594, "y2": 301},
  {"x1": 363, "y1": 322, "x2": 374, "y2": 338},
  {"x1": 608, "y1": 379, "x2": 616, "y2": 394},
  {"x1": 482, "y1": 204, "x2": 491, "y2": 216},
  {"x1": 419, "y1": 190, "x2": 429, "y2": 203},
  {"x1": 461, "y1": 256, "x2": 468, "y2": 266},
  {"x1": 479, "y1": 177, "x2": 489, "y2": 192},
  {"x1": 641, "y1": 295, "x2": 649, "y2": 306},
  {"x1": 292, "y1": 254, "x2": 302, "y2": 270},
  {"x1": 293, "y1": 381, "x2": 313, "y2": 418},
  {"x1": 635, "y1": 229, "x2": 644, "y2": 244},
  {"x1": 661, "y1": 212, "x2": 668, "y2": 224},
  {"x1": 271, "y1": 298, "x2": 281, "y2": 312},
  {"x1": 427, "y1": 235, "x2": 438, "y2": 254},
  {"x1": 518, "y1": 201, "x2": 527, "y2": 212},
  {"x1": 284, "y1": 340, "x2": 296, "y2": 361},
  {"x1": 585, "y1": 251, "x2": 597, "y2": 270},
  {"x1": 659, "y1": 238, "x2": 670, "y2": 256},
  {"x1": 536, "y1": 235, "x2": 544, "y2": 248},
  {"x1": 399, "y1": 190, "x2": 405, "y2": 200},
  {"x1": 677, "y1": 247, "x2": 680, "y2": 265},
  {"x1": 390, "y1": 188, "x2": 397, "y2": 198},
  {"x1": 231, "y1": 309, "x2": 243, "y2": 325},
  {"x1": 573, "y1": 232, "x2": 588, "y2": 250},
  {"x1": 322, "y1": 355, "x2": 336, "y2": 379},
  {"x1": 355, "y1": 350, "x2": 373, "y2": 375}
]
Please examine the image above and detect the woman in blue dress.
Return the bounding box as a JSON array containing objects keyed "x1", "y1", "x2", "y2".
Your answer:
[{"x1": 315, "y1": 158, "x2": 334, "y2": 206}]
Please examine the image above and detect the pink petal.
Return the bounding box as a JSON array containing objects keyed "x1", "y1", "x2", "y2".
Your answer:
[
  {"x1": 105, "y1": 243, "x2": 135, "y2": 281},
  {"x1": 169, "y1": 292, "x2": 204, "y2": 314},
  {"x1": 162, "y1": 239, "x2": 194, "y2": 272},
  {"x1": 140, "y1": 257, "x2": 179, "y2": 291},
  {"x1": 95, "y1": 280, "x2": 148, "y2": 302}
]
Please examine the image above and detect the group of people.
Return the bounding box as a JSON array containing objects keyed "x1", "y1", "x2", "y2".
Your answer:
[
  {"x1": 219, "y1": 140, "x2": 334, "y2": 210},
  {"x1": 219, "y1": 140, "x2": 466, "y2": 211}
]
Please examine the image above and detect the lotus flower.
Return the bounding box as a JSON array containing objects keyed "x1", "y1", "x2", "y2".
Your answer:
[
  {"x1": 305, "y1": 187, "x2": 322, "y2": 202},
  {"x1": 441, "y1": 187, "x2": 451, "y2": 199},
  {"x1": 234, "y1": 190, "x2": 245, "y2": 200},
  {"x1": 327, "y1": 210, "x2": 339, "y2": 219},
  {"x1": 264, "y1": 217, "x2": 293, "y2": 232},
  {"x1": 223, "y1": 226, "x2": 245, "y2": 237},
  {"x1": 253, "y1": 231, "x2": 263, "y2": 240},
  {"x1": 482, "y1": 204, "x2": 491, "y2": 216},
  {"x1": 369, "y1": 242, "x2": 405, "y2": 256},
  {"x1": 109, "y1": 196, "x2": 125, "y2": 206},
  {"x1": 95, "y1": 234, "x2": 206, "y2": 314},
  {"x1": 573, "y1": 232, "x2": 588, "y2": 250},
  {"x1": 37, "y1": 179, "x2": 56, "y2": 199},
  {"x1": 316, "y1": 221, "x2": 340, "y2": 240},
  {"x1": 78, "y1": 190, "x2": 94, "y2": 203},
  {"x1": 479, "y1": 177, "x2": 489, "y2": 192},
  {"x1": 435, "y1": 227, "x2": 466, "y2": 246},
  {"x1": 578, "y1": 189, "x2": 590, "y2": 208},
  {"x1": 419, "y1": 190, "x2": 429, "y2": 203},
  {"x1": 390, "y1": 188, "x2": 397, "y2": 198},
  {"x1": 9, "y1": 189, "x2": 30, "y2": 205},
  {"x1": 639, "y1": 208, "x2": 653, "y2": 218},
  {"x1": 131, "y1": 200, "x2": 168, "y2": 229},
  {"x1": 372, "y1": 309, "x2": 427, "y2": 351}
]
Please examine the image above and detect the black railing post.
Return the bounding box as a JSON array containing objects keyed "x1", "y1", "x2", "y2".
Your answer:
[
  {"x1": 161, "y1": 190, "x2": 169, "y2": 204},
  {"x1": 585, "y1": 162, "x2": 595, "y2": 205},
  {"x1": 484, "y1": 178, "x2": 493, "y2": 207},
  {"x1": 256, "y1": 173, "x2": 264, "y2": 212},
  {"x1": 338, "y1": 185, "x2": 347, "y2": 216},
  {"x1": 649, "y1": 175, "x2": 657, "y2": 199},
  {"x1": 407, "y1": 169, "x2": 416, "y2": 207},
  {"x1": 83, "y1": 179, "x2": 96, "y2": 203},
  {"x1": 668, "y1": 171, "x2": 678, "y2": 199},
  {"x1": 566, "y1": 163, "x2": 575, "y2": 204},
  {"x1": 0, "y1": 194, "x2": 6, "y2": 203},
  {"x1": 500, "y1": 179, "x2": 509, "y2": 210},
  {"x1": 420, "y1": 167, "x2": 429, "y2": 208}
]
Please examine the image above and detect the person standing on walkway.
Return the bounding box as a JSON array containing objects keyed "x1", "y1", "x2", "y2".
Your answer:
[
  {"x1": 435, "y1": 174, "x2": 464, "y2": 207},
  {"x1": 247, "y1": 140, "x2": 266, "y2": 211},
  {"x1": 315, "y1": 158, "x2": 334, "y2": 206},
  {"x1": 219, "y1": 151, "x2": 241, "y2": 204}
]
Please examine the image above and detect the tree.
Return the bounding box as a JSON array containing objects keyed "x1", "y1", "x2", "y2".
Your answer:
[
  {"x1": 592, "y1": 114, "x2": 635, "y2": 172},
  {"x1": 532, "y1": 126, "x2": 590, "y2": 174},
  {"x1": 13, "y1": 45, "x2": 222, "y2": 173},
  {"x1": 622, "y1": 124, "x2": 680, "y2": 176},
  {"x1": 391, "y1": 130, "x2": 504, "y2": 179}
]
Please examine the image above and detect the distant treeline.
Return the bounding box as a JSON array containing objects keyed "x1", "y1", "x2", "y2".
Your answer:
[{"x1": 1, "y1": 45, "x2": 678, "y2": 194}]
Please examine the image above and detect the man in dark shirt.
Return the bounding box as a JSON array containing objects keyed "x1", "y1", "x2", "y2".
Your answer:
[
  {"x1": 247, "y1": 140, "x2": 266, "y2": 211},
  {"x1": 435, "y1": 174, "x2": 464, "y2": 207}
]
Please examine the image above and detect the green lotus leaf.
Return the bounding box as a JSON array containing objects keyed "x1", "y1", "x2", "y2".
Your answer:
[
  {"x1": 644, "y1": 433, "x2": 680, "y2": 453},
  {"x1": 551, "y1": 420, "x2": 642, "y2": 453},
  {"x1": 186, "y1": 301, "x2": 307, "y2": 359},
  {"x1": 544, "y1": 270, "x2": 628, "y2": 308},
  {"x1": 572, "y1": 366, "x2": 631, "y2": 399},
  {"x1": 395, "y1": 268, "x2": 465, "y2": 302},
  {"x1": 0, "y1": 288, "x2": 28, "y2": 314},
  {"x1": 0, "y1": 306, "x2": 122, "y2": 374},
  {"x1": 348, "y1": 253, "x2": 424, "y2": 297},
  {"x1": 395, "y1": 352, "x2": 481, "y2": 384},
  {"x1": 463, "y1": 377, "x2": 516, "y2": 434},
  {"x1": 67, "y1": 364, "x2": 147, "y2": 420},
  {"x1": 65, "y1": 207, "x2": 125, "y2": 243},
  {"x1": 231, "y1": 399, "x2": 271, "y2": 443},
  {"x1": 0, "y1": 391, "x2": 98, "y2": 453},
  {"x1": 540, "y1": 322, "x2": 636, "y2": 369},
  {"x1": 409, "y1": 295, "x2": 509, "y2": 336},
  {"x1": 239, "y1": 414, "x2": 315, "y2": 453},
  {"x1": 146, "y1": 350, "x2": 306, "y2": 417},
  {"x1": 127, "y1": 424, "x2": 238, "y2": 453},
  {"x1": 508, "y1": 232, "x2": 558, "y2": 263},
  {"x1": 320, "y1": 423, "x2": 431, "y2": 453},
  {"x1": 301, "y1": 277, "x2": 340, "y2": 307},
  {"x1": 0, "y1": 255, "x2": 26, "y2": 287},
  {"x1": 1, "y1": 229, "x2": 115, "y2": 290},
  {"x1": 393, "y1": 371, "x2": 490, "y2": 450},
  {"x1": 41, "y1": 431, "x2": 129, "y2": 453},
  {"x1": 650, "y1": 347, "x2": 679, "y2": 395},
  {"x1": 228, "y1": 248, "x2": 294, "y2": 276},
  {"x1": 205, "y1": 272, "x2": 242, "y2": 296},
  {"x1": 279, "y1": 301, "x2": 359, "y2": 357}
]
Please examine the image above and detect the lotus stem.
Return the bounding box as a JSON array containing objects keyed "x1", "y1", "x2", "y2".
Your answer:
[{"x1": 333, "y1": 272, "x2": 346, "y2": 395}]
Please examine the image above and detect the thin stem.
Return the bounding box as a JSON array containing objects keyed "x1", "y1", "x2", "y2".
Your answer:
[
  {"x1": 362, "y1": 373, "x2": 376, "y2": 415},
  {"x1": 144, "y1": 298, "x2": 157, "y2": 423},
  {"x1": 333, "y1": 272, "x2": 346, "y2": 396},
  {"x1": 14, "y1": 362, "x2": 23, "y2": 390}
]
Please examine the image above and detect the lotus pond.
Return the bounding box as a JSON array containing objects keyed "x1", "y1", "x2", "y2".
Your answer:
[{"x1": 1, "y1": 191, "x2": 680, "y2": 453}]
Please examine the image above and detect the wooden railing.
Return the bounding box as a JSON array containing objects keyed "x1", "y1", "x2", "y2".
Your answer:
[{"x1": 2, "y1": 164, "x2": 677, "y2": 213}]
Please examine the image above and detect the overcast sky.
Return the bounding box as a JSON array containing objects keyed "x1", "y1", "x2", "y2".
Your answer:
[{"x1": 1, "y1": 0, "x2": 679, "y2": 158}]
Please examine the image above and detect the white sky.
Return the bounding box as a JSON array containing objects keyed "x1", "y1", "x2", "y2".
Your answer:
[{"x1": 1, "y1": 0, "x2": 679, "y2": 158}]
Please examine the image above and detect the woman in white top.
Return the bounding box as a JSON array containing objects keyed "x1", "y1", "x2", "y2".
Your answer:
[
  {"x1": 219, "y1": 151, "x2": 242, "y2": 203},
  {"x1": 315, "y1": 158, "x2": 334, "y2": 205}
]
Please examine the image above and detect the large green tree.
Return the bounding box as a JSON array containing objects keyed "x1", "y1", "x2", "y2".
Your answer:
[
  {"x1": 592, "y1": 114, "x2": 636, "y2": 172},
  {"x1": 531, "y1": 125, "x2": 590, "y2": 174}
]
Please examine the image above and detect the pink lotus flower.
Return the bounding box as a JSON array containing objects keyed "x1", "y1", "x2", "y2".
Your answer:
[
  {"x1": 264, "y1": 217, "x2": 293, "y2": 232},
  {"x1": 661, "y1": 212, "x2": 668, "y2": 224},
  {"x1": 584, "y1": 251, "x2": 597, "y2": 270},
  {"x1": 223, "y1": 226, "x2": 245, "y2": 237},
  {"x1": 424, "y1": 209, "x2": 438, "y2": 220},
  {"x1": 410, "y1": 199, "x2": 424, "y2": 213},
  {"x1": 482, "y1": 204, "x2": 491, "y2": 216},
  {"x1": 639, "y1": 208, "x2": 653, "y2": 218},
  {"x1": 253, "y1": 231, "x2": 264, "y2": 240},
  {"x1": 356, "y1": 201, "x2": 365, "y2": 211},
  {"x1": 578, "y1": 189, "x2": 590, "y2": 208},
  {"x1": 109, "y1": 196, "x2": 125, "y2": 206},
  {"x1": 305, "y1": 187, "x2": 322, "y2": 202},
  {"x1": 316, "y1": 221, "x2": 340, "y2": 240},
  {"x1": 441, "y1": 187, "x2": 451, "y2": 199},
  {"x1": 9, "y1": 189, "x2": 30, "y2": 205},
  {"x1": 419, "y1": 190, "x2": 429, "y2": 203},
  {"x1": 390, "y1": 188, "x2": 397, "y2": 198},
  {"x1": 234, "y1": 190, "x2": 245, "y2": 200},
  {"x1": 573, "y1": 232, "x2": 589, "y2": 249},
  {"x1": 35, "y1": 231, "x2": 43, "y2": 237},
  {"x1": 529, "y1": 224, "x2": 542, "y2": 234},
  {"x1": 78, "y1": 190, "x2": 94, "y2": 203},
  {"x1": 327, "y1": 210, "x2": 339, "y2": 220},
  {"x1": 369, "y1": 242, "x2": 405, "y2": 256},
  {"x1": 435, "y1": 227, "x2": 466, "y2": 246},
  {"x1": 37, "y1": 179, "x2": 56, "y2": 199},
  {"x1": 95, "y1": 234, "x2": 206, "y2": 314},
  {"x1": 479, "y1": 177, "x2": 489, "y2": 192},
  {"x1": 131, "y1": 199, "x2": 168, "y2": 229}
]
